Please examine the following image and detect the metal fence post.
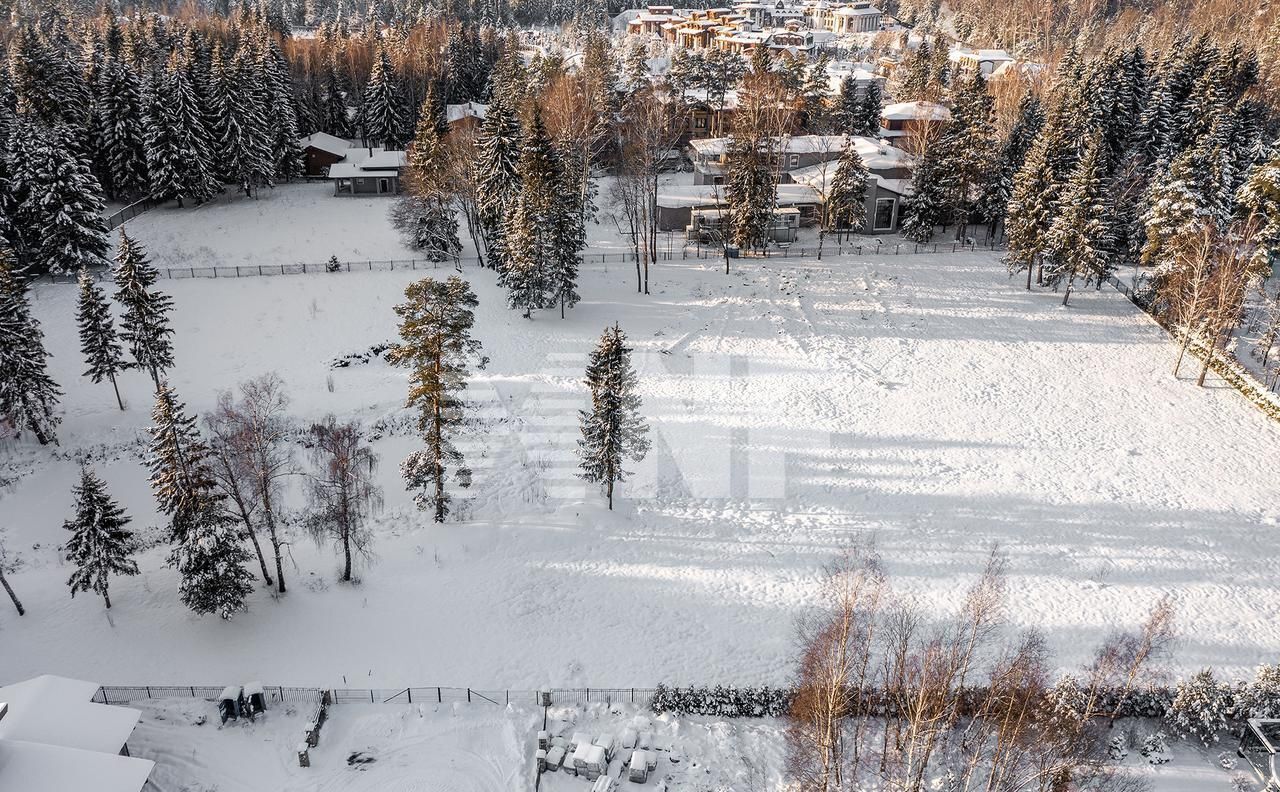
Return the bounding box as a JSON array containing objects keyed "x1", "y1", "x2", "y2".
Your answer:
[
  {"x1": 438, "y1": 687, "x2": 442, "y2": 703},
  {"x1": 146, "y1": 686, "x2": 152, "y2": 699},
  {"x1": 370, "y1": 690, "x2": 375, "y2": 703},
  {"x1": 408, "y1": 688, "x2": 413, "y2": 704},
  {"x1": 467, "y1": 688, "x2": 472, "y2": 703}
]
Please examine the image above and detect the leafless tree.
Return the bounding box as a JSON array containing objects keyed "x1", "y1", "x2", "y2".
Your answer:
[
  {"x1": 306, "y1": 416, "x2": 383, "y2": 583},
  {"x1": 1161, "y1": 221, "x2": 1258, "y2": 386},
  {"x1": 787, "y1": 543, "x2": 888, "y2": 791},
  {"x1": 205, "y1": 406, "x2": 274, "y2": 587},
  {"x1": 0, "y1": 529, "x2": 24, "y2": 616},
  {"x1": 614, "y1": 87, "x2": 685, "y2": 295},
  {"x1": 210, "y1": 374, "x2": 296, "y2": 594},
  {"x1": 445, "y1": 125, "x2": 488, "y2": 265}
]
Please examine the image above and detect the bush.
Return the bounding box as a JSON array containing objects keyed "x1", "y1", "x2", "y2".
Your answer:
[
  {"x1": 1236, "y1": 664, "x2": 1280, "y2": 719},
  {"x1": 1166, "y1": 669, "x2": 1232, "y2": 746},
  {"x1": 650, "y1": 684, "x2": 791, "y2": 718}
]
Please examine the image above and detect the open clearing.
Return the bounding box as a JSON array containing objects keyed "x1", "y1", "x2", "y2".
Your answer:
[{"x1": 3, "y1": 182, "x2": 1279, "y2": 690}]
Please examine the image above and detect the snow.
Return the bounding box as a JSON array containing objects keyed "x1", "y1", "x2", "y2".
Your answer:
[
  {"x1": 298, "y1": 132, "x2": 354, "y2": 158},
  {"x1": 881, "y1": 100, "x2": 952, "y2": 121},
  {"x1": 0, "y1": 675, "x2": 142, "y2": 755},
  {"x1": 5, "y1": 181, "x2": 1280, "y2": 696},
  {"x1": 0, "y1": 738, "x2": 154, "y2": 792}
]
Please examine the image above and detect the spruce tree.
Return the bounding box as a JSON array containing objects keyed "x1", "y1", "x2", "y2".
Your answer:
[
  {"x1": 63, "y1": 466, "x2": 139, "y2": 609},
  {"x1": 255, "y1": 31, "x2": 305, "y2": 181},
  {"x1": 96, "y1": 56, "x2": 149, "y2": 200},
  {"x1": 473, "y1": 93, "x2": 521, "y2": 271},
  {"x1": 148, "y1": 383, "x2": 219, "y2": 542},
  {"x1": 1043, "y1": 133, "x2": 1114, "y2": 306},
  {"x1": 725, "y1": 134, "x2": 775, "y2": 256},
  {"x1": 501, "y1": 111, "x2": 559, "y2": 317},
  {"x1": 146, "y1": 53, "x2": 221, "y2": 207},
  {"x1": 387, "y1": 276, "x2": 486, "y2": 523},
  {"x1": 168, "y1": 498, "x2": 254, "y2": 619},
  {"x1": 854, "y1": 81, "x2": 883, "y2": 137},
  {"x1": 1240, "y1": 152, "x2": 1280, "y2": 275},
  {"x1": 361, "y1": 45, "x2": 406, "y2": 149},
  {"x1": 826, "y1": 142, "x2": 869, "y2": 238},
  {"x1": 578, "y1": 323, "x2": 650, "y2": 510},
  {"x1": 113, "y1": 230, "x2": 175, "y2": 387},
  {"x1": 76, "y1": 267, "x2": 126, "y2": 410},
  {"x1": 0, "y1": 254, "x2": 61, "y2": 445},
  {"x1": 901, "y1": 147, "x2": 946, "y2": 244},
  {"x1": 209, "y1": 44, "x2": 274, "y2": 197},
  {"x1": 979, "y1": 94, "x2": 1043, "y2": 240}
]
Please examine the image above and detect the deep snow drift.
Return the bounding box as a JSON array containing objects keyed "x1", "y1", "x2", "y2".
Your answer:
[{"x1": 3, "y1": 183, "x2": 1279, "y2": 691}]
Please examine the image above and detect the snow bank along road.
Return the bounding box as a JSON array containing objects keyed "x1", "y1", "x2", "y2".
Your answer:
[{"x1": 4, "y1": 191, "x2": 1279, "y2": 688}]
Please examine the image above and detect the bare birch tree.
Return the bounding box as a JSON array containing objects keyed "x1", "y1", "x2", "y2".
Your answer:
[{"x1": 306, "y1": 416, "x2": 383, "y2": 582}]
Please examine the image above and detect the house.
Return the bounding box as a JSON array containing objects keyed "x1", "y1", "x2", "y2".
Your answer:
[
  {"x1": 445, "y1": 101, "x2": 487, "y2": 137},
  {"x1": 328, "y1": 147, "x2": 408, "y2": 196},
  {"x1": 948, "y1": 47, "x2": 1015, "y2": 77},
  {"x1": 825, "y1": 60, "x2": 886, "y2": 98},
  {"x1": 655, "y1": 182, "x2": 823, "y2": 231},
  {"x1": 806, "y1": 1, "x2": 882, "y2": 34},
  {"x1": 299, "y1": 131, "x2": 354, "y2": 177},
  {"x1": 0, "y1": 675, "x2": 155, "y2": 792},
  {"x1": 789, "y1": 160, "x2": 911, "y2": 233},
  {"x1": 879, "y1": 101, "x2": 950, "y2": 151},
  {"x1": 688, "y1": 134, "x2": 911, "y2": 185}
]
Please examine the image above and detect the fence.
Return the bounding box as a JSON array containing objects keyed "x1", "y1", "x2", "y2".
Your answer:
[
  {"x1": 50, "y1": 239, "x2": 1004, "y2": 285},
  {"x1": 104, "y1": 196, "x2": 164, "y2": 231},
  {"x1": 93, "y1": 684, "x2": 656, "y2": 709}
]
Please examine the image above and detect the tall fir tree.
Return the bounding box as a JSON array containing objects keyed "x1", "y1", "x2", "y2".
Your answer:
[
  {"x1": 209, "y1": 44, "x2": 274, "y2": 197},
  {"x1": 96, "y1": 55, "x2": 149, "y2": 200},
  {"x1": 254, "y1": 30, "x2": 305, "y2": 181},
  {"x1": 361, "y1": 44, "x2": 407, "y2": 149},
  {"x1": 826, "y1": 142, "x2": 869, "y2": 237},
  {"x1": 388, "y1": 276, "x2": 486, "y2": 523},
  {"x1": 113, "y1": 230, "x2": 175, "y2": 387},
  {"x1": 501, "y1": 111, "x2": 559, "y2": 316},
  {"x1": 578, "y1": 323, "x2": 650, "y2": 510},
  {"x1": 147, "y1": 383, "x2": 220, "y2": 541},
  {"x1": 725, "y1": 134, "x2": 775, "y2": 255},
  {"x1": 392, "y1": 91, "x2": 462, "y2": 263},
  {"x1": 473, "y1": 93, "x2": 521, "y2": 271},
  {"x1": 146, "y1": 53, "x2": 221, "y2": 207},
  {"x1": 1043, "y1": 133, "x2": 1114, "y2": 306},
  {"x1": 0, "y1": 254, "x2": 61, "y2": 445},
  {"x1": 168, "y1": 496, "x2": 254, "y2": 619},
  {"x1": 1239, "y1": 151, "x2": 1280, "y2": 275},
  {"x1": 979, "y1": 94, "x2": 1043, "y2": 240},
  {"x1": 63, "y1": 466, "x2": 139, "y2": 609},
  {"x1": 76, "y1": 267, "x2": 126, "y2": 410}
]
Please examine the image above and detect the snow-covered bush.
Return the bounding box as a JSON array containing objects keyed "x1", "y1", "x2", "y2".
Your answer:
[
  {"x1": 1166, "y1": 669, "x2": 1232, "y2": 746},
  {"x1": 1107, "y1": 736, "x2": 1128, "y2": 761},
  {"x1": 1140, "y1": 731, "x2": 1169, "y2": 764},
  {"x1": 1236, "y1": 664, "x2": 1280, "y2": 719},
  {"x1": 650, "y1": 684, "x2": 790, "y2": 718}
]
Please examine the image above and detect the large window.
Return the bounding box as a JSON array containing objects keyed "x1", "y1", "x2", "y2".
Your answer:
[{"x1": 874, "y1": 198, "x2": 895, "y2": 230}]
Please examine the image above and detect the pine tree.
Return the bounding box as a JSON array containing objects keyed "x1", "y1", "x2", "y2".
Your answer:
[
  {"x1": 362, "y1": 45, "x2": 406, "y2": 149},
  {"x1": 1043, "y1": 133, "x2": 1114, "y2": 306},
  {"x1": 473, "y1": 93, "x2": 521, "y2": 271},
  {"x1": 63, "y1": 466, "x2": 139, "y2": 609},
  {"x1": 255, "y1": 31, "x2": 305, "y2": 181},
  {"x1": 209, "y1": 44, "x2": 274, "y2": 197},
  {"x1": 501, "y1": 111, "x2": 559, "y2": 316},
  {"x1": 167, "y1": 498, "x2": 254, "y2": 619},
  {"x1": 147, "y1": 383, "x2": 221, "y2": 541},
  {"x1": 76, "y1": 267, "x2": 126, "y2": 410},
  {"x1": 146, "y1": 53, "x2": 221, "y2": 207},
  {"x1": 392, "y1": 92, "x2": 461, "y2": 263},
  {"x1": 388, "y1": 276, "x2": 486, "y2": 523},
  {"x1": 1240, "y1": 152, "x2": 1280, "y2": 275},
  {"x1": 979, "y1": 94, "x2": 1043, "y2": 240},
  {"x1": 826, "y1": 141, "x2": 869, "y2": 238},
  {"x1": 578, "y1": 323, "x2": 650, "y2": 510},
  {"x1": 113, "y1": 230, "x2": 174, "y2": 387},
  {"x1": 0, "y1": 254, "x2": 61, "y2": 445},
  {"x1": 12, "y1": 121, "x2": 110, "y2": 277},
  {"x1": 725, "y1": 133, "x2": 775, "y2": 255},
  {"x1": 96, "y1": 55, "x2": 149, "y2": 200}
]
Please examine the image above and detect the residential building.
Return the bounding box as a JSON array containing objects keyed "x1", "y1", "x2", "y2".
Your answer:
[
  {"x1": 806, "y1": 1, "x2": 883, "y2": 34},
  {"x1": 879, "y1": 101, "x2": 950, "y2": 151},
  {"x1": 688, "y1": 134, "x2": 912, "y2": 185},
  {"x1": 947, "y1": 47, "x2": 1015, "y2": 76},
  {"x1": 299, "y1": 131, "x2": 354, "y2": 178},
  {"x1": 328, "y1": 147, "x2": 407, "y2": 196},
  {"x1": 445, "y1": 101, "x2": 487, "y2": 137},
  {"x1": 0, "y1": 675, "x2": 155, "y2": 792}
]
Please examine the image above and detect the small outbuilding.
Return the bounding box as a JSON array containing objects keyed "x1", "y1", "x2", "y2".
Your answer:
[{"x1": 299, "y1": 132, "x2": 354, "y2": 177}]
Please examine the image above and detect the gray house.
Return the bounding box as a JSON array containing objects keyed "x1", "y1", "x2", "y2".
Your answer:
[
  {"x1": 688, "y1": 134, "x2": 912, "y2": 186},
  {"x1": 327, "y1": 148, "x2": 407, "y2": 196},
  {"x1": 790, "y1": 163, "x2": 910, "y2": 234}
]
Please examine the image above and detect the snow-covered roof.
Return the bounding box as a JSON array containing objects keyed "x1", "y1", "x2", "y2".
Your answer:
[
  {"x1": 656, "y1": 183, "x2": 821, "y2": 208},
  {"x1": 299, "y1": 132, "x2": 353, "y2": 157},
  {"x1": 328, "y1": 162, "x2": 400, "y2": 178},
  {"x1": 0, "y1": 675, "x2": 154, "y2": 792},
  {"x1": 0, "y1": 739, "x2": 154, "y2": 792},
  {"x1": 0, "y1": 675, "x2": 142, "y2": 754},
  {"x1": 833, "y1": 4, "x2": 881, "y2": 15},
  {"x1": 689, "y1": 134, "x2": 902, "y2": 160},
  {"x1": 364, "y1": 149, "x2": 407, "y2": 169},
  {"x1": 880, "y1": 101, "x2": 950, "y2": 122},
  {"x1": 789, "y1": 164, "x2": 914, "y2": 196},
  {"x1": 446, "y1": 102, "x2": 488, "y2": 124},
  {"x1": 948, "y1": 47, "x2": 1014, "y2": 65}
]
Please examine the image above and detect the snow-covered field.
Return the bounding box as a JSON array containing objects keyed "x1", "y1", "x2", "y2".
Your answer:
[{"x1": 4, "y1": 181, "x2": 1280, "y2": 692}]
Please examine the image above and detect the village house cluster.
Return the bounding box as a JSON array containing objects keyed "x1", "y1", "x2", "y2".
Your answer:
[{"x1": 625, "y1": 0, "x2": 885, "y2": 57}]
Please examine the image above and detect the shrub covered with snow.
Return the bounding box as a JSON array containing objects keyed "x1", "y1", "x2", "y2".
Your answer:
[{"x1": 1165, "y1": 668, "x2": 1232, "y2": 746}]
